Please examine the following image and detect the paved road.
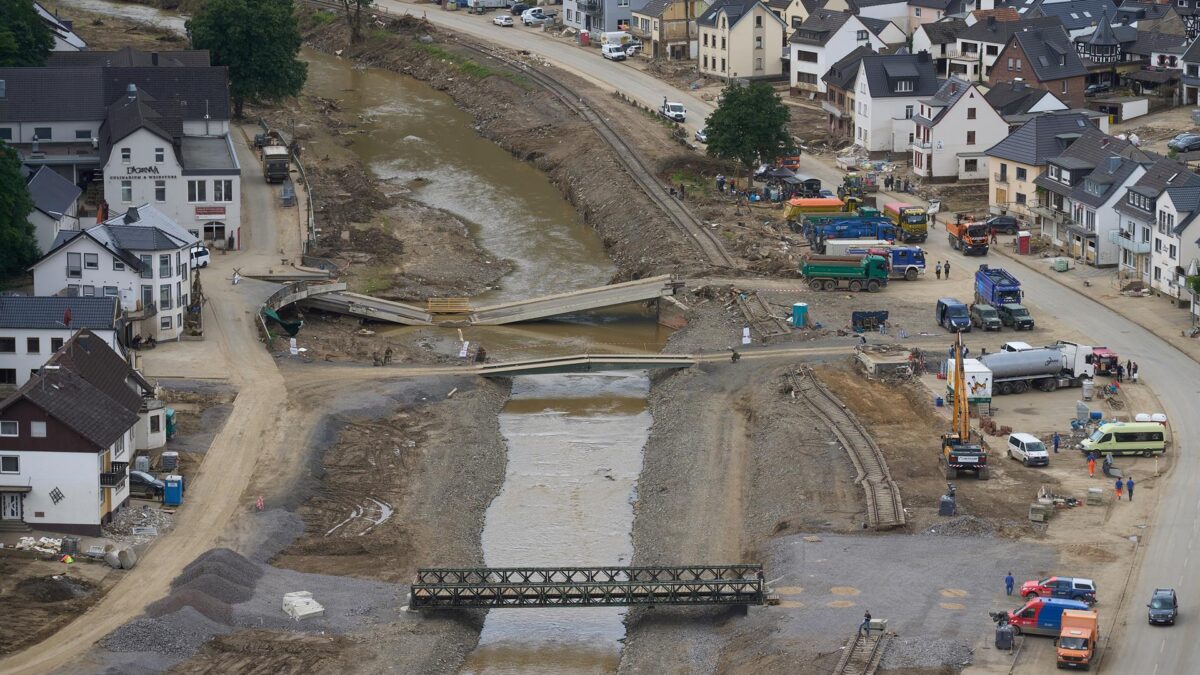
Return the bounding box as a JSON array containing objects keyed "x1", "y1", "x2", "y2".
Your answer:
[{"x1": 382, "y1": 10, "x2": 1198, "y2": 672}]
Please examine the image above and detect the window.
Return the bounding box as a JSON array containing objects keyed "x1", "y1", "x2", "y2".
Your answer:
[
  {"x1": 721, "y1": 17, "x2": 726, "y2": 28},
  {"x1": 84, "y1": 252, "x2": 98, "y2": 269},
  {"x1": 857, "y1": 30, "x2": 868, "y2": 41},
  {"x1": 965, "y1": 159, "x2": 978, "y2": 172},
  {"x1": 895, "y1": 79, "x2": 914, "y2": 93},
  {"x1": 1170, "y1": 244, "x2": 1178, "y2": 259},
  {"x1": 67, "y1": 252, "x2": 82, "y2": 278},
  {"x1": 755, "y1": 57, "x2": 763, "y2": 70},
  {"x1": 0, "y1": 338, "x2": 14, "y2": 353},
  {"x1": 721, "y1": 37, "x2": 726, "y2": 50},
  {"x1": 1061, "y1": 169, "x2": 1072, "y2": 183},
  {"x1": 121, "y1": 180, "x2": 132, "y2": 203},
  {"x1": 188, "y1": 180, "x2": 207, "y2": 203},
  {"x1": 26, "y1": 337, "x2": 39, "y2": 353},
  {"x1": 31, "y1": 421, "x2": 46, "y2": 438},
  {"x1": 986, "y1": 45, "x2": 998, "y2": 56},
  {"x1": 915, "y1": 7, "x2": 921, "y2": 15},
  {"x1": 155, "y1": 147, "x2": 165, "y2": 163},
  {"x1": 1154, "y1": 238, "x2": 1163, "y2": 253},
  {"x1": 703, "y1": 34, "x2": 708, "y2": 47},
  {"x1": 0, "y1": 453, "x2": 19, "y2": 475},
  {"x1": 1007, "y1": 58, "x2": 1014, "y2": 70},
  {"x1": 1061, "y1": 81, "x2": 1068, "y2": 94},
  {"x1": 1016, "y1": 167, "x2": 1027, "y2": 181},
  {"x1": 967, "y1": 131, "x2": 976, "y2": 145},
  {"x1": 154, "y1": 180, "x2": 166, "y2": 202},
  {"x1": 50, "y1": 337, "x2": 63, "y2": 352},
  {"x1": 114, "y1": 433, "x2": 125, "y2": 457},
  {"x1": 49, "y1": 487, "x2": 64, "y2": 504},
  {"x1": 121, "y1": 148, "x2": 131, "y2": 164},
  {"x1": 75, "y1": 129, "x2": 91, "y2": 140},
  {"x1": 150, "y1": 415, "x2": 162, "y2": 434},
  {"x1": 967, "y1": 107, "x2": 976, "y2": 120},
  {"x1": 160, "y1": 283, "x2": 172, "y2": 310},
  {"x1": 1016, "y1": 193, "x2": 1027, "y2": 205},
  {"x1": 754, "y1": 36, "x2": 763, "y2": 49},
  {"x1": 1016, "y1": 59, "x2": 1022, "y2": 71},
  {"x1": 113, "y1": 257, "x2": 125, "y2": 271},
  {"x1": 0, "y1": 128, "x2": 11, "y2": 140},
  {"x1": 139, "y1": 254, "x2": 152, "y2": 279},
  {"x1": 103, "y1": 286, "x2": 118, "y2": 296},
  {"x1": 1154, "y1": 267, "x2": 1162, "y2": 281},
  {"x1": 82, "y1": 285, "x2": 95, "y2": 297},
  {"x1": 721, "y1": 58, "x2": 726, "y2": 71},
  {"x1": 905, "y1": 105, "x2": 914, "y2": 119},
  {"x1": 159, "y1": 254, "x2": 171, "y2": 278},
  {"x1": 0, "y1": 370, "x2": 13, "y2": 385},
  {"x1": 755, "y1": 15, "x2": 762, "y2": 26},
  {"x1": 0, "y1": 421, "x2": 15, "y2": 437},
  {"x1": 160, "y1": 315, "x2": 172, "y2": 331},
  {"x1": 34, "y1": 127, "x2": 51, "y2": 139}
]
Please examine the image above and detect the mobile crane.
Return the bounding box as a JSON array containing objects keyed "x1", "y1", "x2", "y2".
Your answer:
[{"x1": 941, "y1": 332, "x2": 990, "y2": 479}]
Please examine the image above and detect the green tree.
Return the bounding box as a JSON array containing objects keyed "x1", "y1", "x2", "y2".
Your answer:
[
  {"x1": 187, "y1": 0, "x2": 307, "y2": 118},
  {"x1": 0, "y1": 143, "x2": 38, "y2": 279},
  {"x1": 340, "y1": 0, "x2": 374, "y2": 44},
  {"x1": 0, "y1": 0, "x2": 54, "y2": 66},
  {"x1": 704, "y1": 82, "x2": 794, "y2": 184}
]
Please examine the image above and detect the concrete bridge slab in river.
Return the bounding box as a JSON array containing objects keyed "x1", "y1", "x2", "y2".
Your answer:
[{"x1": 475, "y1": 353, "x2": 696, "y2": 377}]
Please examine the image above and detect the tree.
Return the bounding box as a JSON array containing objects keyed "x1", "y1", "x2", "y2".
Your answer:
[
  {"x1": 340, "y1": 0, "x2": 374, "y2": 44},
  {"x1": 0, "y1": 0, "x2": 54, "y2": 66},
  {"x1": 187, "y1": 0, "x2": 307, "y2": 118},
  {"x1": 704, "y1": 82, "x2": 794, "y2": 184},
  {"x1": 0, "y1": 143, "x2": 38, "y2": 280}
]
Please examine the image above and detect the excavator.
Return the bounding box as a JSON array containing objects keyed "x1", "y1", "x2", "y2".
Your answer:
[{"x1": 941, "y1": 332, "x2": 990, "y2": 480}]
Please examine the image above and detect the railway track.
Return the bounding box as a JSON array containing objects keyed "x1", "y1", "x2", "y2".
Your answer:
[
  {"x1": 299, "y1": 0, "x2": 738, "y2": 269},
  {"x1": 789, "y1": 368, "x2": 905, "y2": 529},
  {"x1": 832, "y1": 631, "x2": 892, "y2": 675}
]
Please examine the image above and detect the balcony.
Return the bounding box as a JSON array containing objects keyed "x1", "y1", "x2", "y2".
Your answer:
[
  {"x1": 821, "y1": 100, "x2": 844, "y2": 117},
  {"x1": 99, "y1": 472, "x2": 127, "y2": 491},
  {"x1": 1109, "y1": 230, "x2": 1152, "y2": 254},
  {"x1": 796, "y1": 81, "x2": 820, "y2": 93},
  {"x1": 912, "y1": 140, "x2": 932, "y2": 150},
  {"x1": 123, "y1": 301, "x2": 157, "y2": 322},
  {"x1": 1032, "y1": 204, "x2": 1071, "y2": 225},
  {"x1": 994, "y1": 172, "x2": 1008, "y2": 184},
  {"x1": 578, "y1": 0, "x2": 601, "y2": 12},
  {"x1": 110, "y1": 461, "x2": 129, "y2": 475}
]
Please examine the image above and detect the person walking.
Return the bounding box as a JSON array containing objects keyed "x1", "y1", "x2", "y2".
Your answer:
[
  {"x1": 1126, "y1": 359, "x2": 1132, "y2": 375},
  {"x1": 1005, "y1": 572, "x2": 1015, "y2": 596},
  {"x1": 944, "y1": 260, "x2": 951, "y2": 279},
  {"x1": 1053, "y1": 431, "x2": 1060, "y2": 454},
  {"x1": 860, "y1": 610, "x2": 873, "y2": 637},
  {"x1": 716, "y1": 174, "x2": 726, "y2": 193},
  {"x1": 991, "y1": 227, "x2": 999, "y2": 245},
  {"x1": 935, "y1": 261, "x2": 943, "y2": 280},
  {"x1": 679, "y1": 183, "x2": 687, "y2": 200},
  {"x1": 1132, "y1": 361, "x2": 1139, "y2": 382},
  {"x1": 1116, "y1": 364, "x2": 1124, "y2": 383},
  {"x1": 1088, "y1": 454, "x2": 1096, "y2": 478},
  {"x1": 1115, "y1": 477, "x2": 1124, "y2": 500},
  {"x1": 1126, "y1": 476, "x2": 1135, "y2": 501}
]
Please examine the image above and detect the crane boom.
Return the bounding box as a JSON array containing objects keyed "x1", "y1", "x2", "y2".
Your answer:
[{"x1": 952, "y1": 332, "x2": 970, "y2": 440}]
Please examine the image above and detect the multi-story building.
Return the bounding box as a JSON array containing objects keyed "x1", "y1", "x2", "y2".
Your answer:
[
  {"x1": 1146, "y1": 180, "x2": 1200, "y2": 305},
  {"x1": 821, "y1": 45, "x2": 875, "y2": 141},
  {"x1": 910, "y1": 77, "x2": 1008, "y2": 180},
  {"x1": 565, "y1": 0, "x2": 637, "y2": 32},
  {"x1": 790, "y1": 10, "x2": 885, "y2": 95},
  {"x1": 25, "y1": 166, "x2": 83, "y2": 255},
  {"x1": 852, "y1": 52, "x2": 940, "y2": 153},
  {"x1": 631, "y1": 0, "x2": 711, "y2": 59},
  {"x1": 947, "y1": 16, "x2": 1063, "y2": 82},
  {"x1": 1112, "y1": 157, "x2": 1200, "y2": 287},
  {"x1": 912, "y1": 17, "x2": 967, "y2": 77},
  {"x1": 31, "y1": 204, "x2": 198, "y2": 342},
  {"x1": 0, "y1": 296, "x2": 123, "y2": 390},
  {"x1": 698, "y1": 0, "x2": 788, "y2": 80},
  {"x1": 989, "y1": 24, "x2": 1090, "y2": 107}
]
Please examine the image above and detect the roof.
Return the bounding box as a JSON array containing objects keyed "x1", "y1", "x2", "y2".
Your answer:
[
  {"x1": 45, "y1": 48, "x2": 213, "y2": 68},
  {"x1": 1127, "y1": 30, "x2": 1189, "y2": 56},
  {"x1": 1032, "y1": 0, "x2": 1119, "y2": 31},
  {"x1": 0, "y1": 296, "x2": 119, "y2": 331},
  {"x1": 180, "y1": 137, "x2": 238, "y2": 171},
  {"x1": 848, "y1": 0, "x2": 905, "y2": 7},
  {"x1": 1115, "y1": 156, "x2": 1200, "y2": 219},
  {"x1": 985, "y1": 80, "x2": 1058, "y2": 115},
  {"x1": 1166, "y1": 185, "x2": 1200, "y2": 233},
  {"x1": 860, "y1": 54, "x2": 940, "y2": 97},
  {"x1": 1033, "y1": 127, "x2": 1150, "y2": 206},
  {"x1": 823, "y1": 44, "x2": 876, "y2": 89},
  {"x1": 958, "y1": 15, "x2": 1063, "y2": 43},
  {"x1": 985, "y1": 111, "x2": 1100, "y2": 165},
  {"x1": 698, "y1": 0, "x2": 769, "y2": 28},
  {"x1": 909, "y1": 0, "x2": 960, "y2": 9},
  {"x1": 634, "y1": 0, "x2": 671, "y2": 16},
  {"x1": 0, "y1": 329, "x2": 147, "y2": 449},
  {"x1": 918, "y1": 77, "x2": 974, "y2": 125},
  {"x1": 34, "y1": 2, "x2": 86, "y2": 50},
  {"x1": 1085, "y1": 9, "x2": 1120, "y2": 46},
  {"x1": 34, "y1": 204, "x2": 197, "y2": 273},
  {"x1": 858, "y1": 16, "x2": 897, "y2": 39},
  {"x1": 972, "y1": 7, "x2": 1021, "y2": 21},
  {"x1": 26, "y1": 167, "x2": 81, "y2": 219},
  {"x1": 919, "y1": 18, "x2": 968, "y2": 45},
  {"x1": 1185, "y1": 31, "x2": 1200, "y2": 63},
  {"x1": 1011, "y1": 25, "x2": 1089, "y2": 81},
  {"x1": 1114, "y1": 0, "x2": 1171, "y2": 24},
  {"x1": 99, "y1": 204, "x2": 198, "y2": 249},
  {"x1": 790, "y1": 10, "x2": 853, "y2": 45}
]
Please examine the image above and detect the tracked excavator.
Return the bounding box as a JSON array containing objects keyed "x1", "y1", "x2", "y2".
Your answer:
[{"x1": 941, "y1": 333, "x2": 989, "y2": 480}]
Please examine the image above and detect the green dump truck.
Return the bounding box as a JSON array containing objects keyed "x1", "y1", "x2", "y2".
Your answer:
[{"x1": 801, "y1": 254, "x2": 890, "y2": 292}]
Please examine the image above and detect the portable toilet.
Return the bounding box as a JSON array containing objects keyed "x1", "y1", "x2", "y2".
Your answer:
[
  {"x1": 792, "y1": 302, "x2": 808, "y2": 327},
  {"x1": 163, "y1": 475, "x2": 184, "y2": 506},
  {"x1": 165, "y1": 409, "x2": 177, "y2": 440},
  {"x1": 162, "y1": 451, "x2": 178, "y2": 471},
  {"x1": 1017, "y1": 230, "x2": 1031, "y2": 255}
]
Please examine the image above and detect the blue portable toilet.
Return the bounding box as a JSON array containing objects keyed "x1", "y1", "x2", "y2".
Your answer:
[
  {"x1": 792, "y1": 302, "x2": 808, "y2": 327},
  {"x1": 163, "y1": 475, "x2": 184, "y2": 507}
]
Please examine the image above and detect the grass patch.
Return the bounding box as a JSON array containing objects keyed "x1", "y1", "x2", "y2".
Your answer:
[
  {"x1": 410, "y1": 42, "x2": 529, "y2": 86},
  {"x1": 670, "y1": 170, "x2": 713, "y2": 198},
  {"x1": 310, "y1": 9, "x2": 336, "y2": 25},
  {"x1": 353, "y1": 265, "x2": 393, "y2": 296}
]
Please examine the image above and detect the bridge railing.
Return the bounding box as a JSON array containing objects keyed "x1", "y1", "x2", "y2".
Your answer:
[{"x1": 416, "y1": 564, "x2": 763, "y2": 585}]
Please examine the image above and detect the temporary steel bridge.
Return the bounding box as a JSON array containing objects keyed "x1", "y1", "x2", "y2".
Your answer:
[
  {"x1": 474, "y1": 353, "x2": 696, "y2": 377},
  {"x1": 409, "y1": 565, "x2": 769, "y2": 609}
]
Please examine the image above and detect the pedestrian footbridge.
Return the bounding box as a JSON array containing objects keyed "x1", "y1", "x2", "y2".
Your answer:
[{"x1": 474, "y1": 353, "x2": 696, "y2": 377}]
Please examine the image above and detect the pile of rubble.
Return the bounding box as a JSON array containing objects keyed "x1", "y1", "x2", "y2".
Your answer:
[
  {"x1": 13, "y1": 536, "x2": 63, "y2": 554},
  {"x1": 103, "y1": 505, "x2": 174, "y2": 544}
]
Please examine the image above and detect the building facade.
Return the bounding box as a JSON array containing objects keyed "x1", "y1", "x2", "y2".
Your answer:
[
  {"x1": 0, "y1": 297, "x2": 122, "y2": 390},
  {"x1": 1112, "y1": 157, "x2": 1200, "y2": 287},
  {"x1": 989, "y1": 26, "x2": 1090, "y2": 107},
  {"x1": 698, "y1": 0, "x2": 788, "y2": 80},
  {"x1": 565, "y1": 0, "x2": 637, "y2": 33},
  {"x1": 25, "y1": 166, "x2": 82, "y2": 256},
  {"x1": 911, "y1": 78, "x2": 1008, "y2": 180},
  {"x1": 790, "y1": 11, "x2": 885, "y2": 94},
  {"x1": 853, "y1": 52, "x2": 940, "y2": 153},
  {"x1": 821, "y1": 45, "x2": 874, "y2": 141},
  {"x1": 631, "y1": 0, "x2": 710, "y2": 59}
]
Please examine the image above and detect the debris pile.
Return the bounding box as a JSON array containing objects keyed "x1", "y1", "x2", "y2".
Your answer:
[
  {"x1": 925, "y1": 515, "x2": 996, "y2": 537},
  {"x1": 103, "y1": 505, "x2": 174, "y2": 543},
  {"x1": 14, "y1": 536, "x2": 63, "y2": 554}
]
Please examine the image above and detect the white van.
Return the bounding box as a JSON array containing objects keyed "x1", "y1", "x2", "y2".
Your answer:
[
  {"x1": 1080, "y1": 421, "x2": 1168, "y2": 457},
  {"x1": 190, "y1": 246, "x2": 211, "y2": 268},
  {"x1": 602, "y1": 44, "x2": 627, "y2": 61},
  {"x1": 1007, "y1": 432, "x2": 1050, "y2": 467}
]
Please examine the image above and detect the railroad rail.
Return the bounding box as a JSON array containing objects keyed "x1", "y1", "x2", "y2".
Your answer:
[
  {"x1": 832, "y1": 630, "x2": 892, "y2": 675},
  {"x1": 789, "y1": 368, "x2": 905, "y2": 529},
  {"x1": 410, "y1": 565, "x2": 769, "y2": 609}
]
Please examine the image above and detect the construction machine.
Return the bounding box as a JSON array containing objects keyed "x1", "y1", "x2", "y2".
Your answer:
[{"x1": 941, "y1": 333, "x2": 990, "y2": 479}]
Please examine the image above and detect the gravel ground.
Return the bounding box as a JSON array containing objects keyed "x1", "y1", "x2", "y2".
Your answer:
[{"x1": 881, "y1": 636, "x2": 976, "y2": 671}]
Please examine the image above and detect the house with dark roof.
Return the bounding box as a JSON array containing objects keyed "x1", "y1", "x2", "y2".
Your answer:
[
  {"x1": 821, "y1": 45, "x2": 876, "y2": 139},
  {"x1": 853, "y1": 52, "x2": 940, "y2": 152},
  {"x1": 1181, "y1": 35, "x2": 1200, "y2": 104},
  {"x1": 698, "y1": 0, "x2": 789, "y2": 79},
  {"x1": 858, "y1": 15, "x2": 906, "y2": 43},
  {"x1": 1071, "y1": 8, "x2": 1188, "y2": 93},
  {"x1": 1032, "y1": 127, "x2": 1151, "y2": 265},
  {"x1": 1029, "y1": 0, "x2": 1118, "y2": 37},
  {"x1": 948, "y1": 16, "x2": 1063, "y2": 82},
  {"x1": 25, "y1": 166, "x2": 82, "y2": 255},
  {"x1": 1112, "y1": 156, "x2": 1200, "y2": 287},
  {"x1": 903, "y1": 0, "x2": 983, "y2": 35},
  {"x1": 33, "y1": 1, "x2": 86, "y2": 52},
  {"x1": 0, "y1": 329, "x2": 156, "y2": 535},
  {"x1": 913, "y1": 18, "x2": 968, "y2": 77},
  {"x1": 0, "y1": 297, "x2": 123, "y2": 389},
  {"x1": 984, "y1": 111, "x2": 1103, "y2": 223},
  {"x1": 984, "y1": 80, "x2": 1068, "y2": 118},
  {"x1": 790, "y1": 10, "x2": 886, "y2": 94},
  {"x1": 911, "y1": 77, "x2": 1009, "y2": 179},
  {"x1": 848, "y1": 0, "x2": 909, "y2": 32},
  {"x1": 31, "y1": 204, "x2": 198, "y2": 343},
  {"x1": 563, "y1": 0, "x2": 641, "y2": 33},
  {"x1": 631, "y1": 0, "x2": 712, "y2": 60},
  {"x1": 779, "y1": 0, "x2": 849, "y2": 30},
  {"x1": 988, "y1": 23, "x2": 1090, "y2": 106}
]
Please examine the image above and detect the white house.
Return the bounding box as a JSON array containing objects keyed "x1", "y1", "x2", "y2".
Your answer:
[
  {"x1": 850, "y1": 0, "x2": 908, "y2": 30},
  {"x1": 853, "y1": 52, "x2": 940, "y2": 153},
  {"x1": 25, "y1": 166, "x2": 82, "y2": 255},
  {"x1": 948, "y1": 16, "x2": 1064, "y2": 82},
  {"x1": 1112, "y1": 157, "x2": 1200, "y2": 288},
  {"x1": 1149, "y1": 186, "x2": 1200, "y2": 304},
  {"x1": 913, "y1": 17, "x2": 967, "y2": 77},
  {"x1": 790, "y1": 10, "x2": 885, "y2": 94},
  {"x1": 0, "y1": 297, "x2": 122, "y2": 390},
  {"x1": 911, "y1": 78, "x2": 1008, "y2": 180},
  {"x1": 0, "y1": 330, "x2": 151, "y2": 536},
  {"x1": 32, "y1": 204, "x2": 198, "y2": 342}
]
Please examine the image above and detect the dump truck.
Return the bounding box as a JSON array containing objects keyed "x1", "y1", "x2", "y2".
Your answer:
[
  {"x1": 800, "y1": 254, "x2": 889, "y2": 292},
  {"x1": 830, "y1": 241, "x2": 926, "y2": 281},
  {"x1": 1056, "y1": 609, "x2": 1098, "y2": 669},
  {"x1": 806, "y1": 218, "x2": 897, "y2": 249},
  {"x1": 974, "y1": 265, "x2": 1023, "y2": 306},
  {"x1": 978, "y1": 341, "x2": 1095, "y2": 394},
  {"x1": 947, "y1": 215, "x2": 989, "y2": 255},
  {"x1": 784, "y1": 197, "x2": 847, "y2": 221},
  {"x1": 941, "y1": 332, "x2": 989, "y2": 479},
  {"x1": 799, "y1": 207, "x2": 882, "y2": 230},
  {"x1": 881, "y1": 201, "x2": 929, "y2": 243},
  {"x1": 261, "y1": 145, "x2": 291, "y2": 183}
]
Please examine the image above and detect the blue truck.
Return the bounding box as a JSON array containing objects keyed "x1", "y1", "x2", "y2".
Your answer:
[
  {"x1": 838, "y1": 244, "x2": 926, "y2": 281},
  {"x1": 974, "y1": 264, "x2": 1023, "y2": 306},
  {"x1": 805, "y1": 218, "x2": 897, "y2": 250}
]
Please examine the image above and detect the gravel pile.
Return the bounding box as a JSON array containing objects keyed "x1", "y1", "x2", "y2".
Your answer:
[
  {"x1": 925, "y1": 515, "x2": 997, "y2": 537},
  {"x1": 175, "y1": 560, "x2": 261, "y2": 588},
  {"x1": 880, "y1": 636, "x2": 974, "y2": 671},
  {"x1": 145, "y1": 589, "x2": 233, "y2": 625},
  {"x1": 181, "y1": 548, "x2": 263, "y2": 581},
  {"x1": 101, "y1": 607, "x2": 232, "y2": 656},
  {"x1": 173, "y1": 573, "x2": 253, "y2": 604}
]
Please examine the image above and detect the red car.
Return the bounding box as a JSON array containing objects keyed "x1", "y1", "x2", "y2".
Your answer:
[{"x1": 1020, "y1": 576, "x2": 1097, "y2": 603}]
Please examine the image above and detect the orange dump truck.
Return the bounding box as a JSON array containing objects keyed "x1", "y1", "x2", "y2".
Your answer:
[{"x1": 1056, "y1": 609, "x2": 1098, "y2": 670}]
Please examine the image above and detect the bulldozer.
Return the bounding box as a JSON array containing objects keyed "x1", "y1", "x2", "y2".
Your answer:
[{"x1": 941, "y1": 333, "x2": 990, "y2": 480}]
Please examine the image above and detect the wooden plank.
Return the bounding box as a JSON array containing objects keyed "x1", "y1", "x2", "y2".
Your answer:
[{"x1": 427, "y1": 298, "x2": 472, "y2": 313}]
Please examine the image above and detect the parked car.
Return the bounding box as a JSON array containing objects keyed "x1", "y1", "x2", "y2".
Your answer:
[
  {"x1": 1168, "y1": 134, "x2": 1200, "y2": 152},
  {"x1": 601, "y1": 44, "x2": 627, "y2": 61},
  {"x1": 493, "y1": 14, "x2": 513, "y2": 26},
  {"x1": 970, "y1": 303, "x2": 1002, "y2": 331},
  {"x1": 509, "y1": 3, "x2": 529, "y2": 14},
  {"x1": 1148, "y1": 588, "x2": 1178, "y2": 625},
  {"x1": 521, "y1": 8, "x2": 548, "y2": 24},
  {"x1": 1084, "y1": 83, "x2": 1111, "y2": 97},
  {"x1": 985, "y1": 215, "x2": 1021, "y2": 235},
  {"x1": 1007, "y1": 432, "x2": 1050, "y2": 467},
  {"x1": 997, "y1": 303, "x2": 1034, "y2": 330},
  {"x1": 695, "y1": 128, "x2": 708, "y2": 143},
  {"x1": 129, "y1": 470, "x2": 165, "y2": 498},
  {"x1": 1021, "y1": 576, "x2": 1097, "y2": 603},
  {"x1": 190, "y1": 245, "x2": 210, "y2": 268}
]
